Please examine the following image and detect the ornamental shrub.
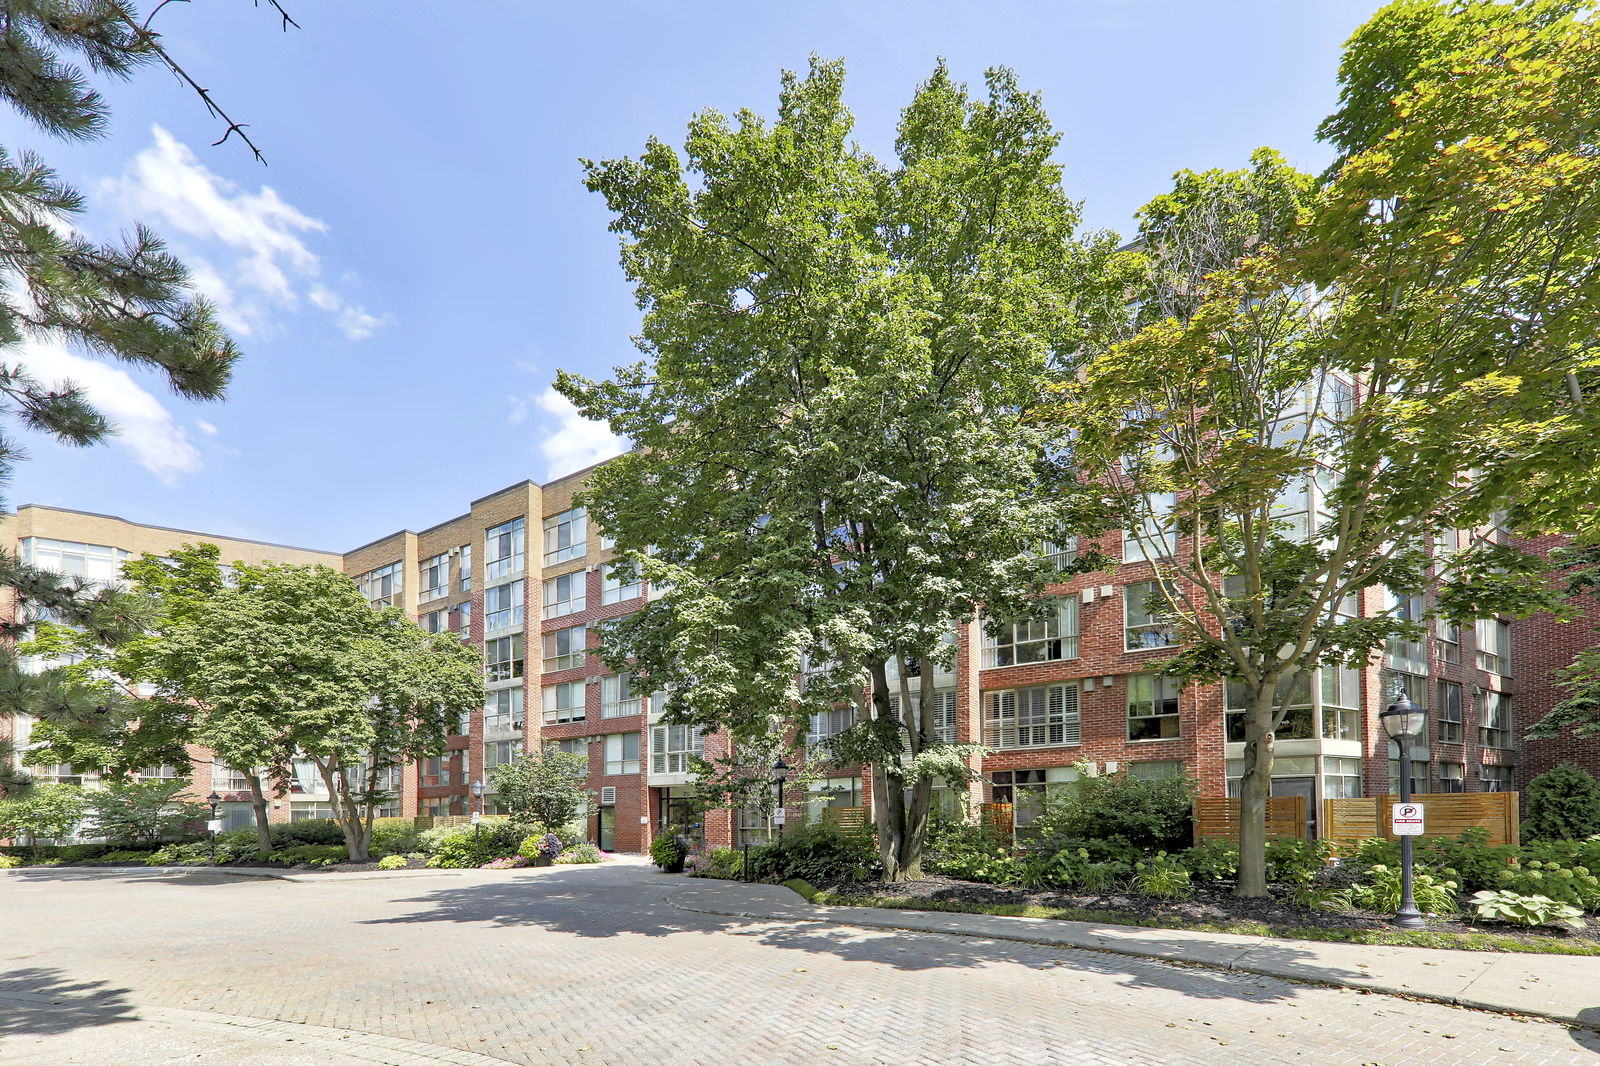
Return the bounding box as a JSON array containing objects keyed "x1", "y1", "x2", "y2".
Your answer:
[
  {"x1": 0, "y1": 854, "x2": 21, "y2": 868},
  {"x1": 746, "y1": 823, "x2": 881, "y2": 885},
  {"x1": 1030, "y1": 767, "x2": 1196, "y2": 855},
  {"x1": 1353, "y1": 863, "x2": 1458, "y2": 915},
  {"x1": 1183, "y1": 840, "x2": 1239, "y2": 882},
  {"x1": 376, "y1": 855, "x2": 408, "y2": 870},
  {"x1": 271, "y1": 819, "x2": 346, "y2": 848},
  {"x1": 1132, "y1": 852, "x2": 1192, "y2": 899},
  {"x1": 1524, "y1": 764, "x2": 1600, "y2": 842},
  {"x1": 650, "y1": 833, "x2": 687, "y2": 872},
  {"x1": 1496, "y1": 858, "x2": 1600, "y2": 912},
  {"x1": 1265, "y1": 839, "x2": 1335, "y2": 887},
  {"x1": 1415, "y1": 828, "x2": 1518, "y2": 893},
  {"x1": 555, "y1": 842, "x2": 602, "y2": 865},
  {"x1": 1469, "y1": 889, "x2": 1586, "y2": 931}
]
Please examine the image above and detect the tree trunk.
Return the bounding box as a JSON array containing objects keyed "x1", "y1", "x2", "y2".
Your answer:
[
  {"x1": 1234, "y1": 689, "x2": 1277, "y2": 898},
  {"x1": 247, "y1": 773, "x2": 273, "y2": 852},
  {"x1": 317, "y1": 761, "x2": 367, "y2": 861}
]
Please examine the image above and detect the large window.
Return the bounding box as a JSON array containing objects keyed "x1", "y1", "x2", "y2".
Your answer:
[
  {"x1": 1480, "y1": 690, "x2": 1513, "y2": 750},
  {"x1": 1323, "y1": 756, "x2": 1363, "y2": 799},
  {"x1": 1439, "y1": 763, "x2": 1465, "y2": 793},
  {"x1": 807, "y1": 707, "x2": 856, "y2": 753},
  {"x1": 1039, "y1": 537, "x2": 1078, "y2": 569},
  {"x1": 485, "y1": 580, "x2": 524, "y2": 632},
  {"x1": 455, "y1": 601, "x2": 472, "y2": 634},
  {"x1": 419, "y1": 553, "x2": 450, "y2": 603},
  {"x1": 1225, "y1": 676, "x2": 1313, "y2": 742},
  {"x1": 420, "y1": 609, "x2": 447, "y2": 634},
  {"x1": 991, "y1": 769, "x2": 1049, "y2": 827},
  {"x1": 543, "y1": 507, "x2": 587, "y2": 566},
  {"x1": 1476, "y1": 618, "x2": 1512, "y2": 675},
  {"x1": 985, "y1": 683, "x2": 1079, "y2": 749},
  {"x1": 1385, "y1": 589, "x2": 1427, "y2": 668},
  {"x1": 887, "y1": 689, "x2": 958, "y2": 745},
  {"x1": 1436, "y1": 616, "x2": 1460, "y2": 664},
  {"x1": 1122, "y1": 492, "x2": 1177, "y2": 562},
  {"x1": 485, "y1": 634, "x2": 524, "y2": 682},
  {"x1": 543, "y1": 625, "x2": 587, "y2": 672},
  {"x1": 486, "y1": 517, "x2": 526, "y2": 580},
  {"x1": 544, "y1": 680, "x2": 586, "y2": 724},
  {"x1": 1124, "y1": 581, "x2": 1178, "y2": 651},
  {"x1": 484, "y1": 687, "x2": 524, "y2": 733},
  {"x1": 459, "y1": 544, "x2": 472, "y2": 591},
  {"x1": 543, "y1": 572, "x2": 586, "y2": 619},
  {"x1": 649, "y1": 723, "x2": 703, "y2": 774},
  {"x1": 210, "y1": 761, "x2": 251, "y2": 792},
  {"x1": 21, "y1": 537, "x2": 129, "y2": 583},
  {"x1": 601, "y1": 673, "x2": 641, "y2": 719},
  {"x1": 1127, "y1": 674, "x2": 1180, "y2": 741},
  {"x1": 484, "y1": 739, "x2": 520, "y2": 771},
  {"x1": 1481, "y1": 764, "x2": 1515, "y2": 792},
  {"x1": 357, "y1": 560, "x2": 403, "y2": 607},
  {"x1": 601, "y1": 562, "x2": 642, "y2": 605},
  {"x1": 1437, "y1": 681, "x2": 1463, "y2": 744},
  {"x1": 1321, "y1": 665, "x2": 1362, "y2": 741},
  {"x1": 984, "y1": 598, "x2": 1078, "y2": 667},
  {"x1": 604, "y1": 733, "x2": 641, "y2": 775}
]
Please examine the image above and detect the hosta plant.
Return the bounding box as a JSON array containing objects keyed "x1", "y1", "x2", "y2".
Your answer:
[{"x1": 1469, "y1": 889, "x2": 1585, "y2": 931}]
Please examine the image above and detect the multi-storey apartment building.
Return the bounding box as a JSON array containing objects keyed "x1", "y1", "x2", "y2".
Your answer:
[{"x1": 3, "y1": 475, "x2": 1591, "y2": 853}]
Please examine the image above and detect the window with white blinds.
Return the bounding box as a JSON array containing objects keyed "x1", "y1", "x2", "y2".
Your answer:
[
  {"x1": 887, "y1": 689, "x2": 958, "y2": 745},
  {"x1": 650, "y1": 724, "x2": 703, "y2": 774},
  {"x1": 807, "y1": 707, "x2": 855, "y2": 751},
  {"x1": 985, "y1": 683, "x2": 1080, "y2": 749}
]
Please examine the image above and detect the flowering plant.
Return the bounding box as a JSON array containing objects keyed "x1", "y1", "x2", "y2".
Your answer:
[
  {"x1": 536, "y1": 832, "x2": 564, "y2": 859},
  {"x1": 480, "y1": 855, "x2": 529, "y2": 870}
]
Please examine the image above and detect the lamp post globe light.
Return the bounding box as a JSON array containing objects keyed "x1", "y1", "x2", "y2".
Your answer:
[
  {"x1": 206, "y1": 791, "x2": 221, "y2": 864},
  {"x1": 470, "y1": 779, "x2": 485, "y2": 842},
  {"x1": 772, "y1": 757, "x2": 789, "y2": 840},
  {"x1": 1380, "y1": 689, "x2": 1428, "y2": 931}
]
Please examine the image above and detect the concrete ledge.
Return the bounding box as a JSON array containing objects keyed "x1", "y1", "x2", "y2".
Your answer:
[{"x1": 0, "y1": 864, "x2": 465, "y2": 883}]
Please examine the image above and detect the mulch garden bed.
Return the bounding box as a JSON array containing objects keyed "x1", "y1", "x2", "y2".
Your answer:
[{"x1": 819, "y1": 873, "x2": 1600, "y2": 947}]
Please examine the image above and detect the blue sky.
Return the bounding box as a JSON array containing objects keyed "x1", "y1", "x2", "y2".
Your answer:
[{"x1": 8, "y1": 0, "x2": 1379, "y2": 552}]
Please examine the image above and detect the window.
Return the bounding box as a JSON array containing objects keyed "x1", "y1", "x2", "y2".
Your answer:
[
  {"x1": 650, "y1": 724, "x2": 703, "y2": 774},
  {"x1": 1127, "y1": 674, "x2": 1180, "y2": 741},
  {"x1": 420, "y1": 757, "x2": 447, "y2": 788},
  {"x1": 1123, "y1": 492, "x2": 1177, "y2": 562},
  {"x1": 455, "y1": 601, "x2": 472, "y2": 634},
  {"x1": 419, "y1": 553, "x2": 450, "y2": 603},
  {"x1": 601, "y1": 562, "x2": 642, "y2": 604},
  {"x1": 1388, "y1": 758, "x2": 1428, "y2": 795},
  {"x1": 543, "y1": 507, "x2": 587, "y2": 566},
  {"x1": 357, "y1": 560, "x2": 403, "y2": 607},
  {"x1": 991, "y1": 769, "x2": 1048, "y2": 827},
  {"x1": 1437, "y1": 681, "x2": 1462, "y2": 744},
  {"x1": 543, "y1": 571, "x2": 586, "y2": 619},
  {"x1": 984, "y1": 598, "x2": 1078, "y2": 667},
  {"x1": 604, "y1": 733, "x2": 641, "y2": 775},
  {"x1": 1323, "y1": 756, "x2": 1363, "y2": 798},
  {"x1": 544, "y1": 680, "x2": 586, "y2": 724},
  {"x1": 1124, "y1": 581, "x2": 1178, "y2": 651},
  {"x1": 1436, "y1": 616, "x2": 1460, "y2": 664},
  {"x1": 485, "y1": 634, "x2": 524, "y2": 682},
  {"x1": 1040, "y1": 537, "x2": 1078, "y2": 569},
  {"x1": 601, "y1": 673, "x2": 641, "y2": 719},
  {"x1": 1480, "y1": 690, "x2": 1513, "y2": 750},
  {"x1": 484, "y1": 687, "x2": 524, "y2": 732},
  {"x1": 485, "y1": 580, "x2": 524, "y2": 632},
  {"x1": 137, "y1": 764, "x2": 178, "y2": 781},
  {"x1": 1481, "y1": 764, "x2": 1515, "y2": 792},
  {"x1": 1225, "y1": 675, "x2": 1313, "y2": 742},
  {"x1": 1387, "y1": 671, "x2": 1429, "y2": 713},
  {"x1": 20, "y1": 537, "x2": 129, "y2": 583},
  {"x1": 1129, "y1": 760, "x2": 1183, "y2": 781},
  {"x1": 459, "y1": 544, "x2": 472, "y2": 591},
  {"x1": 210, "y1": 761, "x2": 251, "y2": 792},
  {"x1": 421, "y1": 609, "x2": 447, "y2": 634},
  {"x1": 480, "y1": 736, "x2": 518, "y2": 768},
  {"x1": 553, "y1": 737, "x2": 587, "y2": 758},
  {"x1": 1439, "y1": 763, "x2": 1465, "y2": 793},
  {"x1": 543, "y1": 625, "x2": 587, "y2": 672},
  {"x1": 1384, "y1": 589, "x2": 1427, "y2": 668},
  {"x1": 807, "y1": 707, "x2": 855, "y2": 752},
  {"x1": 485, "y1": 517, "x2": 526, "y2": 580},
  {"x1": 1476, "y1": 618, "x2": 1512, "y2": 675},
  {"x1": 1320, "y1": 664, "x2": 1362, "y2": 740},
  {"x1": 985, "y1": 683, "x2": 1079, "y2": 749},
  {"x1": 887, "y1": 689, "x2": 958, "y2": 745},
  {"x1": 805, "y1": 777, "x2": 862, "y2": 825}
]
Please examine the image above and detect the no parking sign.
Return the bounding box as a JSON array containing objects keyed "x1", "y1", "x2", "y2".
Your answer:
[{"x1": 1391, "y1": 802, "x2": 1425, "y2": 836}]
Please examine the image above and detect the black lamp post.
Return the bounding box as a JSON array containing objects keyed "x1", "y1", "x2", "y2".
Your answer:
[
  {"x1": 206, "y1": 791, "x2": 221, "y2": 864},
  {"x1": 772, "y1": 757, "x2": 789, "y2": 840},
  {"x1": 470, "y1": 779, "x2": 485, "y2": 843},
  {"x1": 1380, "y1": 689, "x2": 1427, "y2": 930}
]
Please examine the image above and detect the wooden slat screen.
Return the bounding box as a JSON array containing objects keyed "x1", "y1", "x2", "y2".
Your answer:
[
  {"x1": 1192, "y1": 796, "x2": 1308, "y2": 843},
  {"x1": 821, "y1": 806, "x2": 870, "y2": 834},
  {"x1": 1320, "y1": 792, "x2": 1519, "y2": 847},
  {"x1": 980, "y1": 802, "x2": 1014, "y2": 838}
]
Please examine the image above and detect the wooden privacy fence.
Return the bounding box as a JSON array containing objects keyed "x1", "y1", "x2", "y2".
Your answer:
[
  {"x1": 821, "y1": 806, "x2": 871, "y2": 834},
  {"x1": 1322, "y1": 792, "x2": 1519, "y2": 847},
  {"x1": 980, "y1": 802, "x2": 1014, "y2": 838},
  {"x1": 414, "y1": 814, "x2": 509, "y2": 830},
  {"x1": 1192, "y1": 796, "x2": 1308, "y2": 844}
]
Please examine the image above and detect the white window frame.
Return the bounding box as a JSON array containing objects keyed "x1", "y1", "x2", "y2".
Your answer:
[
  {"x1": 601, "y1": 562, "x2": 642, "y2": 605},
  {"x1": 601, "y1": 673, "x2": 641, "y2": 719},
  {"x1": 543, "y1": 624, "x2": 587, "y2": 672},
  {"x1": 485, "y1": 634, "x2": 524, "y2": 683},
  {"x1": 984, "y1": 683, "x2": 1080, "y2": 750},
  {"x1": 544, "y1": 680, "x2": 586, "y2": 725},
  {"x1": 542, "y1": 572, "x2": 587, "y2": 619},
  {"x1": 485, "y1": 580, "x2": 525, "y2": 632},
  {"x1": 984, "y1": 598, "x2": 1078, "y2": 667},
  {"x1": 419, "y1": 552, "x2": 450, "y2": 603},
  {"x1": 357, "y1": 560, "x2": 403, "y2": 607},
  {"x1": 1127, "y1": 674, "x2": 1181, "y2": 741},
  {"x1": 1124, "y1": 581, "x2": 1178, "y2": 651},
  {"x1": 485, "y1": 517, "x2": 526, "y2": 581},
  {"x1": 543, "y1": 507, "x2": 588, "y2": 566},
  {"x1": 650, "y1": 723, "x2": 703, "y2": 775},
  {"x1": 604, "y1": 732, "x2": 641, "y2": 775}
]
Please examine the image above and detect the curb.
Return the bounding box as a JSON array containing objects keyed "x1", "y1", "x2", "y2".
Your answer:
[
  {"x1": 0, "y1": 864, "x2": 464, "y2": 883},
  {"x1": 669, "y1": 886, "x2": 1598, "y2": 1032}
]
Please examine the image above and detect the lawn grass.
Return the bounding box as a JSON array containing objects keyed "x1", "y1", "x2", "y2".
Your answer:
[{"x1": 778, "y1": 879, "x2": 1600, "y2": 957}]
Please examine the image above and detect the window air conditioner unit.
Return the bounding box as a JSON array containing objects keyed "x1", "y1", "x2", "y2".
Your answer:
[
  {"x1": 511, "y1": 720, "x2": 524, "y2": 731},
  {"x1": 600, "y1": 786, "x2": 617, "y2": 805}
]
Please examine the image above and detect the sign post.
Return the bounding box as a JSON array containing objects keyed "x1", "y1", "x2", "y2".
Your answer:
[{"x1": 1391, "y1": 802, "x2": 1424, "y2": 836}]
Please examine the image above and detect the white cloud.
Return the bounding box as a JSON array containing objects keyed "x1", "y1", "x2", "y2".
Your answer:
[
  {"x1": 99, "y1": 126, "x2": 385, "y2": 341},
  {"x1": 21, "y1": 339, "x2": 202, "y2": 483},
  {"x1": 534, "y1": 386, "x2": 627, "y2": 480},
  {"x1": 195, "y1": 420, "x2": 219, "y2": 437}
]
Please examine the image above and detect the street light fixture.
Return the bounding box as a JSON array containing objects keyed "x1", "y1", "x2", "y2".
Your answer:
[
  {"x1": 1380, "y1": 689, "x2": 1427, "y2": 930},
  {"x1": 470, "y1": 779, "x2": 485, "y2": 843},
  {"x1": 206, "y1": 791, "x2": 221, "y2": 865},
  {"x1": 772, "y1": 758, "x2": 789, "y2": 840}
]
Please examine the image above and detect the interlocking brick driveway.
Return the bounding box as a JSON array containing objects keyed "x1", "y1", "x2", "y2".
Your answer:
[{"x1": 2, "y1": 860, "x2": 1596, "y2": 1065}]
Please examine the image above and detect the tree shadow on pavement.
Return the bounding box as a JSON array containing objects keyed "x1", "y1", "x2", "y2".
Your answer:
[
  {"x1": 361, "y1": 866, "x2": 1353, "y2": 1008},
  {"x1": 0, "y1": 967, "x2": 137, "y2": 1038},
  {"x1": 1572, "y1": 1008, "x2": 1600, "y2": 1054},
  {"x1": 2, "y1": 868, "x2": 258, "y2": 887}
]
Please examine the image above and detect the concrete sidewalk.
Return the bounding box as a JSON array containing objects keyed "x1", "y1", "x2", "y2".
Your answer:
[{"x1": 664, "y1": 875, "x2": 1600, "y2": 1030}]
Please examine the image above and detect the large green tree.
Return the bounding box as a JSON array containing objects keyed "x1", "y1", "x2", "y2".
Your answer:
[
  {"x1": 1055, "y1": 0, "x2": 1600, "y2": 897},
  {"x1": 150, "y1": 565, "x2": 482, "y2": 860},
  {"x1": 561, "y1": 59, "x2": 1107, "y2": 880}
]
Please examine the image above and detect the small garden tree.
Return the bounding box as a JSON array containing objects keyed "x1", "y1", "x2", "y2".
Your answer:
[
  {"x1": 81, "y1": 779, "x2": 204, "y2": 847},
  {"x1": 490, "y1": 743, "x2": 590, "y2": 834},
  {"x1": 1523, "y1": 764, "x2": 1600, "y2": 841},
  {"x1": 0, "y1": 783, "x2": 86, "y2": 858}
]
